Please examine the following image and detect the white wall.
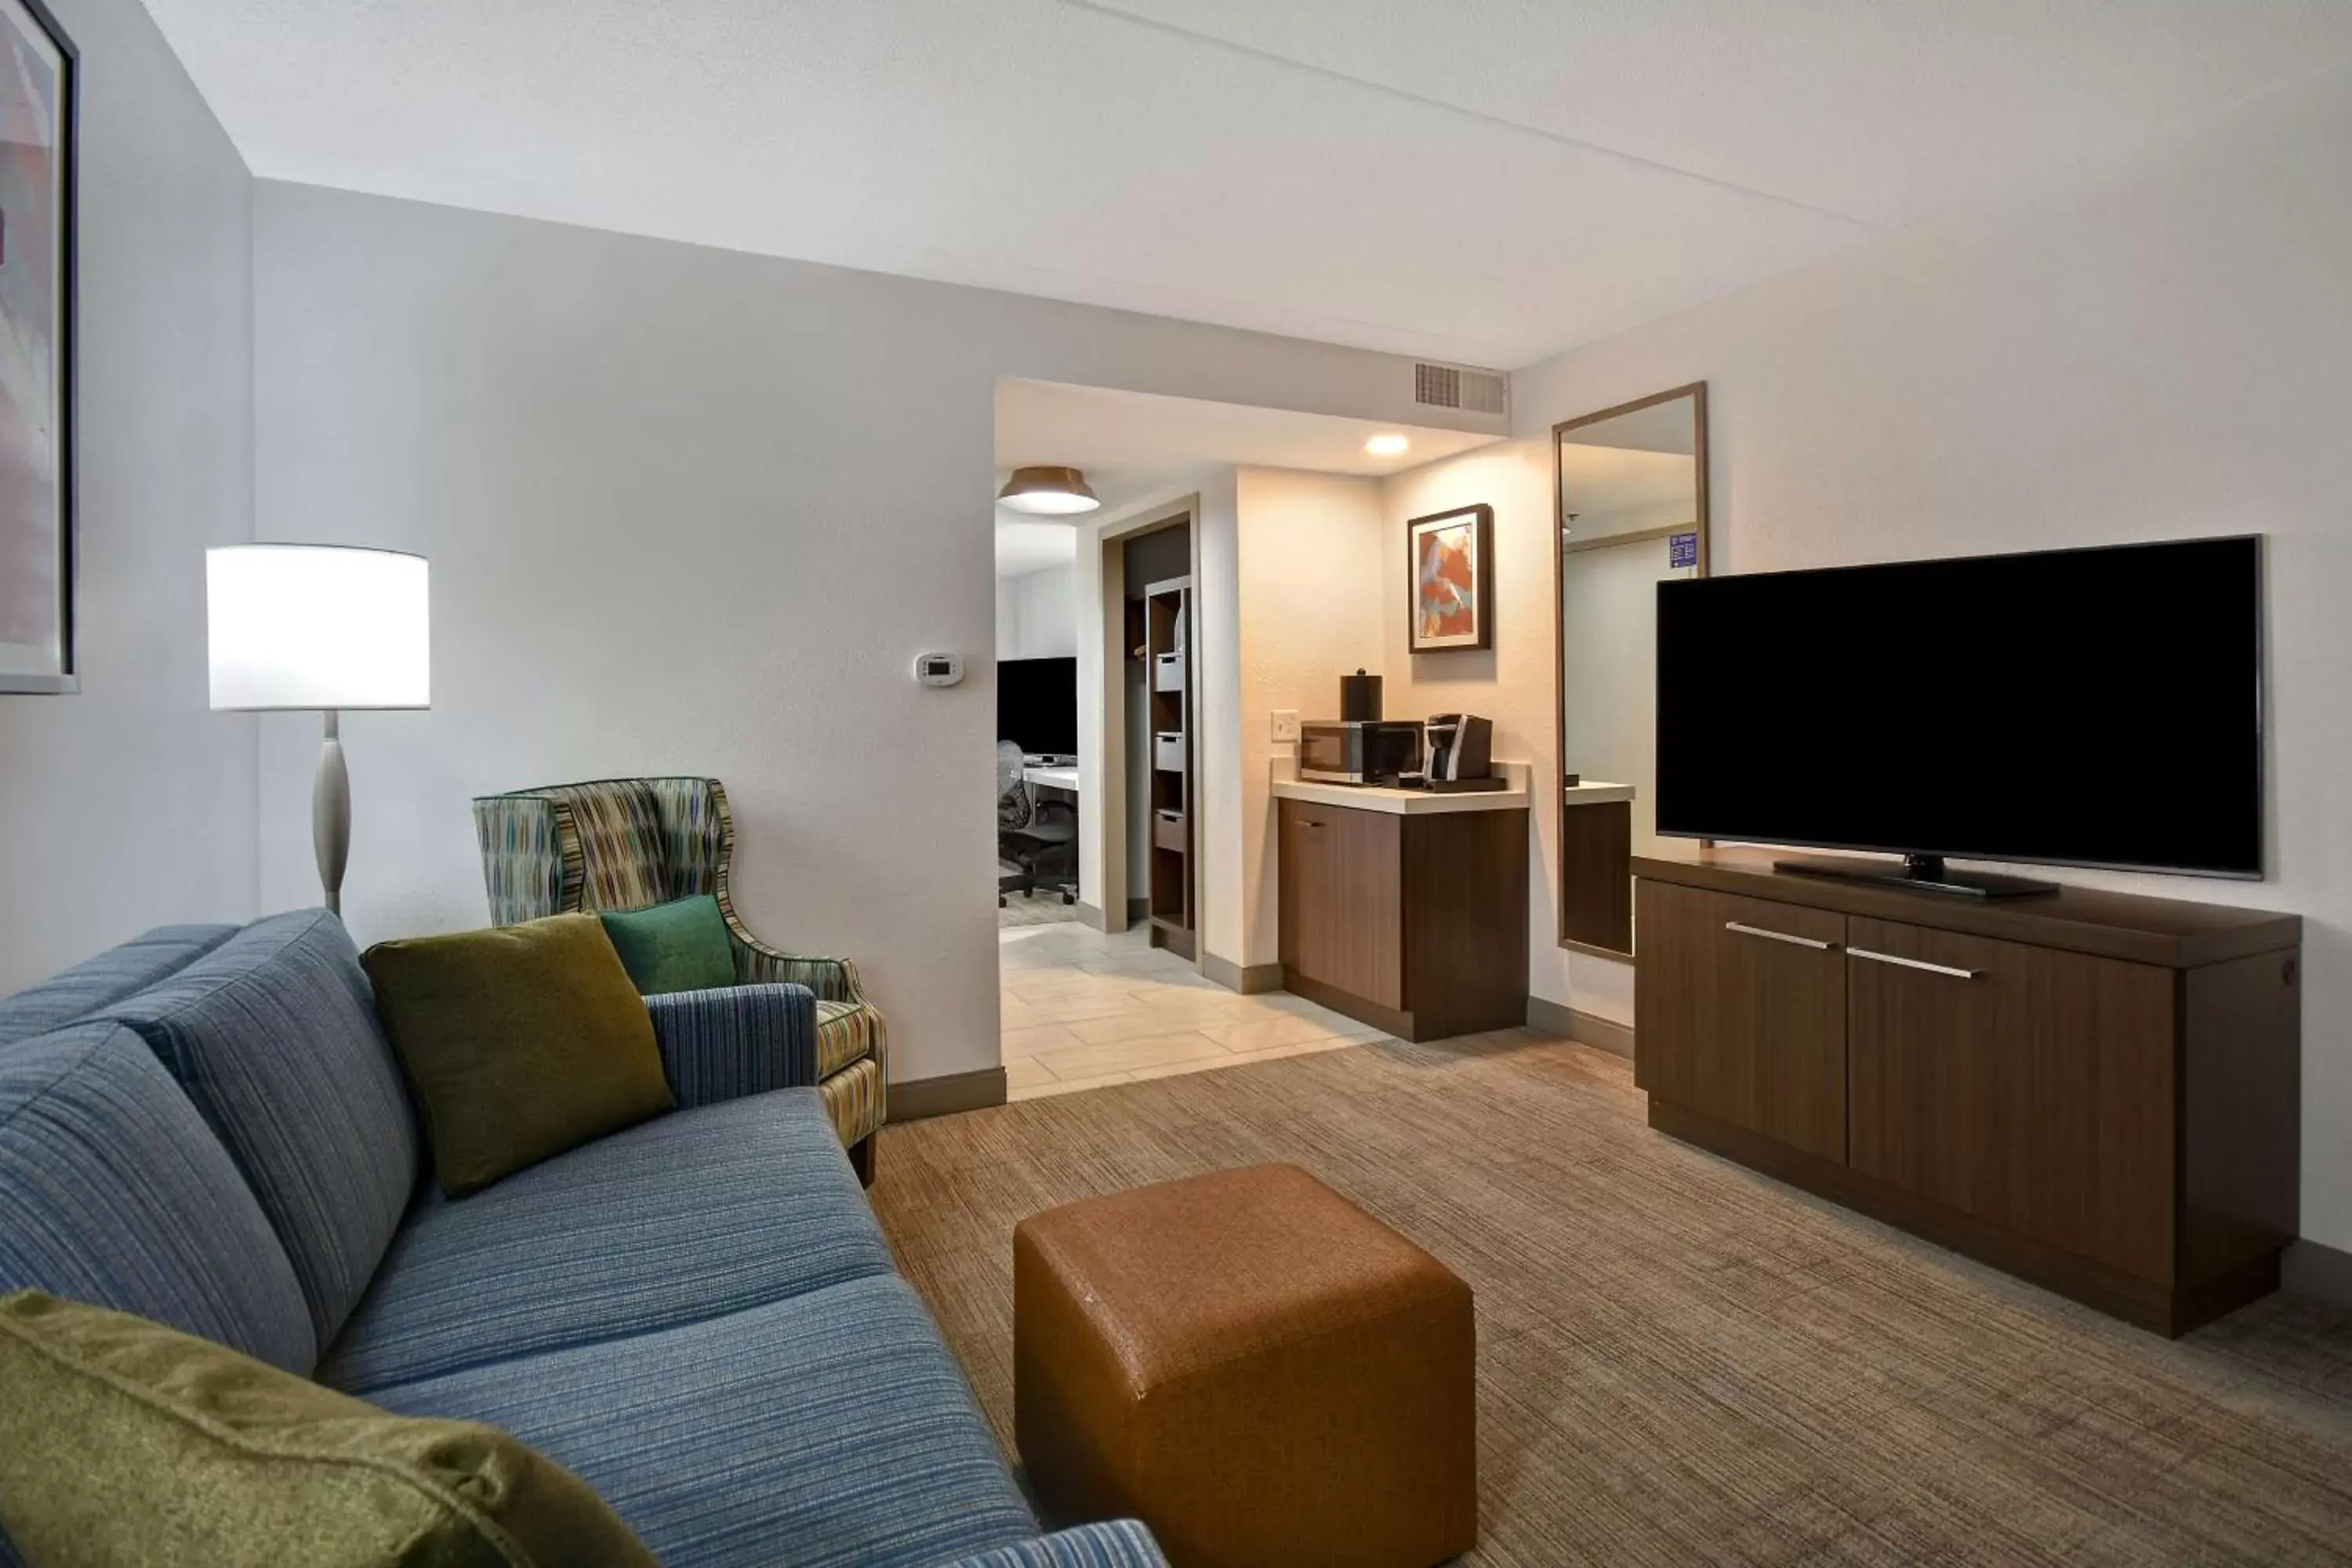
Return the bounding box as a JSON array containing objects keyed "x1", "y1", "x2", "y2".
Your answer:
[
  {"x1": 1511, "y1": 65, "x2": 2352, "y2": 1248},
  {"x1": 1234, "y1": 468, "x2": 1386, "y2": 971},
  {"x1": 0, "y1": 0, "x2": 256, "y2": 992},
  {"x1": 251, "y1": 183, "x2": 1495, "y2": 1086},
  {"x1": 995, "y1": 564, "x2": 1076, "y2": 662}
]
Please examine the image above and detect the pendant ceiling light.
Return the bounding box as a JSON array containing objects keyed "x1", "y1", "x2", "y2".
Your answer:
[{"x1": 997, "y1": 466, "x2": 1101, "y2": 516}]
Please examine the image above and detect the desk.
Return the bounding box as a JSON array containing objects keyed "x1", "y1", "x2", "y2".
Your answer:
[
  {"x1": 1006, "y1": 761, "x2": 1080, "y2": 904},
  {"x1": 1024, "y1": 763, "x2": 1080, "y2": 794}
]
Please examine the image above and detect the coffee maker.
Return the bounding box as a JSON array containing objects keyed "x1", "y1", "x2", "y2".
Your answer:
[{"x1": 1417, "y1": 713, "x2": 1501, "y2": 792}]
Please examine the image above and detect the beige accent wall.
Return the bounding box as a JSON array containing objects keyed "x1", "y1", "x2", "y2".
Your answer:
[
  {"x1": 1232, "y1": 468, "x2": 1386, "y2": 969},
  {"x1": 1377, "y1": 441, "x2": 1635, "y2": 1026}
]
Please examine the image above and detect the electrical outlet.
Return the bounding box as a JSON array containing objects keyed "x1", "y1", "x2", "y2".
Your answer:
[{"x1": 1271, "y1": 709, "x2": 1300, "y2": 742}]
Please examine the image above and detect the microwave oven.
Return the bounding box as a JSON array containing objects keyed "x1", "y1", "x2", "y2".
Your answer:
[{"x1": 1298, "y1": 720, "x2": 1423, "y2": 786}]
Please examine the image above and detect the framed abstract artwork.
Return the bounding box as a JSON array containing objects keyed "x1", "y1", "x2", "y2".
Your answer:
[
  {"x1": 0, "y1": 0, "x2": 75, "y2": 694},
  {"x1": 1406, "y1": 503, "x2": 1494, "y2": 654}
]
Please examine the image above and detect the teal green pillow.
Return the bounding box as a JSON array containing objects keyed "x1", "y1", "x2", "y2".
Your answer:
[{"x1": 598, "y1": 895, "x2": 737, "y2": 996}]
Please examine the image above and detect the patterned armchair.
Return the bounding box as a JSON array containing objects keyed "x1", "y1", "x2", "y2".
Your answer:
[{"x1": 473, "y1": 777, "x2": 886, "y2": 1182}]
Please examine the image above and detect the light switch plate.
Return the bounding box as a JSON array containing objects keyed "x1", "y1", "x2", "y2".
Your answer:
[{"x1": 1271, "y1": 708, "x2": 1300, "y2": 742}]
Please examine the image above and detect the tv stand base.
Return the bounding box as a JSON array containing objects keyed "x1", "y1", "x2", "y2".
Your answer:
[{"x1": 1771, "y1": 851, "x2": 2057, "y2": 899}]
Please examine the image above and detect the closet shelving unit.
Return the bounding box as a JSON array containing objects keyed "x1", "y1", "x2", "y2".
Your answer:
[{"x1": 1143, "y1": 575, "x2": 1194, "y2": 958}]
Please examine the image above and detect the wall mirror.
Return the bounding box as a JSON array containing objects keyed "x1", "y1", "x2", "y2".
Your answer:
[{"x1": 1553, "y1": 383, "x2": 1708, "y2": 957}]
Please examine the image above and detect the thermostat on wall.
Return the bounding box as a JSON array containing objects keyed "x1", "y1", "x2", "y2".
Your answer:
[{"x1": 914, "y1": 652, "x2": 964, "y2": 688}]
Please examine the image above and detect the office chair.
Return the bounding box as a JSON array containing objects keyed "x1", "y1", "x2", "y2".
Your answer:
[{"x1": 998, "y1": 740, "x2": 1077, "y2": 906}]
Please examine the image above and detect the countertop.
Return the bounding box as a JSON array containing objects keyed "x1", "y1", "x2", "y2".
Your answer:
[
  {"x1": 1563, "y1": 780, "x2": 1635, "y2": 805},
  {"x1": 1271, "y1": 759, "x2": 1531, "y2": 816}
]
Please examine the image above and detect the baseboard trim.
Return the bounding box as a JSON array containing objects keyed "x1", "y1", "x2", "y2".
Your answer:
[
  {"x1": 2282, "y1": 1238, "x2": 2352, "y2": 1307},
  {"x1": 890, "y1": 1067, "x2": 1006, "y2": 1122},
  {"x1": 1528, "y1": 996, "x2": 1635, "y2": 1059},
  {"x1": 1076, "y1": 901, "x2": 1107, "y2": 931},
  {"x1": 1201, "y1": 953, "x2": 1284, "y2": 995}
]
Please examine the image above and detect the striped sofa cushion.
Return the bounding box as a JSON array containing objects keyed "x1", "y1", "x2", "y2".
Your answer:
[
  {"x1": 0, "y1": 1022, "x2": 315, "y2": 1373},
  {"x1": 100, "y1": 910, "x2": 419, "y2": 1351},
  {"x1": 0, "y1": 924, "x2": 238, "y2": 1047},
  {"x1": 645, "y1": 983, "x2": 817, "y2": 1108},
  {"x1": 318, "y1": 1087, "x2": 892, "y2": 1395},
  {"x1": 938, "y1": 1523, "x2": 1168, "y2": 1568},
  {"x1": 370, "y1": 1274, "x2": 1040, "y2": 1568}
]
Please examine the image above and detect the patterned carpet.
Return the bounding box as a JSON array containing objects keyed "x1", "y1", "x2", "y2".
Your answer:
[{"x1": 867, "y1": 1031, "x2": 2352, "y2": 1566}]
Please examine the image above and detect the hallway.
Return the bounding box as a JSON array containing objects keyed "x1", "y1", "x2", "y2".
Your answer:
[{"x1": 998, "y1": 921, "x2": 1387, "y2": 1100}]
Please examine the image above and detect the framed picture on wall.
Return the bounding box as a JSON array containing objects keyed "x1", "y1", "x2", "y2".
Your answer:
[
  {"x1": 0, "y1": 0, "x2": 76, "y2": 695},
  {"x1": 1406, "y1": 503, "x2": 1494, "y2": 654}
]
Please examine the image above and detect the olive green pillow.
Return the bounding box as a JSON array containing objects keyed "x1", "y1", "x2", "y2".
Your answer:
[
  {"x1": 598, "y1": 895, "x2": 737, "y2": 996},
  {"x1": 362, "y1": 913, "x2": 674, "y2": 1198},
  {"x1": 0, "y1": 1289, "x2": 658, "y2": 1568}
]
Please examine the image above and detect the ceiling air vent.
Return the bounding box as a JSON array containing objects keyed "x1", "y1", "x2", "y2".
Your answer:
[{"x1": 1414, "y1": 361, "x2": 1508, "y2": 417}]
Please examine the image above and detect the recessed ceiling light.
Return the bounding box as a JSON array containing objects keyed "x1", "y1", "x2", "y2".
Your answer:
[
  {"x1": 996, "y1": 466, "x2": 1101, "y2": 516},
  {"x1": 1364, "y1": 434, "x2": 1410, "y2": 457}
]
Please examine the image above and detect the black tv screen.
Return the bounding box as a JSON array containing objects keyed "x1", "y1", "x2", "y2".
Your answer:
[
  {"x1": 999, "y1": 656, "x2": 1077, "y2": 757},
  {"x1": 1655, "y1": 537, "x2": 2263, "y2": 877}
]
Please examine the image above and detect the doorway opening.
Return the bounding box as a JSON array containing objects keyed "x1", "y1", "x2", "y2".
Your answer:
[
  {"x1": 1120, "y1": 518, "x2": 1195, "y2": 955},
  {"x1": 992, "y1": 377, "x2": 1505, "y2": 1102}
]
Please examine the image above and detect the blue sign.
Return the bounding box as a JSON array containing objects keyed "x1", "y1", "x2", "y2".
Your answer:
[{"x1": 1669, "y1": 531, "x2": 1699, "y2": 569}]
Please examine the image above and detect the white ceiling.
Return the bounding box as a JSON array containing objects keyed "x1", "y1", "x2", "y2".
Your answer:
[
  {"x1": 995, "y1": 521, "x2": 1083, "y2": 579},
  {"x1": 140, "y1": 2, "x2": 2352, "y2": 369},
  {"x1": 996, "y1": 380, "x2": 1496, "y2": 484},
  {"x1": 993, "y1": 379, "x2": 1501, "y2": 577}
]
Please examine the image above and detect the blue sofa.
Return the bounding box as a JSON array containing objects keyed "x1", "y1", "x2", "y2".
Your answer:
[{"x1": 0, "y1": 909, "x2": 1163, "y2": 1568}]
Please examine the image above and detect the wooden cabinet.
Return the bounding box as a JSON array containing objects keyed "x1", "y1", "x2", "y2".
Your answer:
[
  {"x1": 1280, "y1": 803, "x2": 1402, "y2": 1008},
  {"x1": 1846, "y1": 916, "x2": 2174, "y2": 1283},
  {"x1": 1633, "y1": 851, "x2": 2300, "y2": 1337},
  {"x1": 1277, "y1": 797, "x2": 1526, "y2": 1041},
  {"x1": 1559, "y1": 796, "x2": 1634, "y2": 954},
  {"x1": 1634, "y1": 882, "x2": 1846, "y2": 1163}
]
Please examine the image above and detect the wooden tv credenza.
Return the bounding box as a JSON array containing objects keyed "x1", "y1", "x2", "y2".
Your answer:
[{"x1": 1632, "y1": 849, "x2": 2300, "y2": 1337}]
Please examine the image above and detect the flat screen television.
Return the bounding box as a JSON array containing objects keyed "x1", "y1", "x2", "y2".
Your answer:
[
  {"x1": 1654, "y1": 536, "x2": 2263, "y2": 891},
  {"x1": 999, "y1": 655, "x2": 1077, "y2": 758}
]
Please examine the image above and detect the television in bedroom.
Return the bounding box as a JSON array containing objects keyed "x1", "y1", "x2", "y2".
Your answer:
[
  {"x1": 999, "y1": 655, "x2": 1077, "y2": 759},
  {"x1": 1654, "y1": 535, "x2": 2263, "y2": 895}
]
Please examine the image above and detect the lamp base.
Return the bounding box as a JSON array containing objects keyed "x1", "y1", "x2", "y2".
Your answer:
[{"x1": 313, "y1": 710, "x2": 349, "y2": 918}]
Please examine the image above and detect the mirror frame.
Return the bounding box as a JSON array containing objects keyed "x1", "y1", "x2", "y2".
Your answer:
[{"x1": 1551, "y1": 381, "x2": 1710, "y2": 959}]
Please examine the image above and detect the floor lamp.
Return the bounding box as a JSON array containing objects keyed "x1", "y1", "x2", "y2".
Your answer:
[{"x1": 207, "y1": 545, "x2": 430, "y2": 917}]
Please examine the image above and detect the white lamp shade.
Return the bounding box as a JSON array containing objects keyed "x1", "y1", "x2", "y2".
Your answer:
[{"x1": 207, "y1": 546, "x2": 430, "y2": 710}]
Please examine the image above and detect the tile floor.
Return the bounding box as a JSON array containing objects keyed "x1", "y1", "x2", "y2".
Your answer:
[
  {"x1": 999, "y1": 921, "x2": 1393, "y2": 1100},
  {"x1": 996, "y1": 890, "x2": 1082, "y2": 930}
]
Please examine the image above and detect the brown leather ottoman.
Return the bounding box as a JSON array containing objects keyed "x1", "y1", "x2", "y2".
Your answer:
[{"x1": 1013, "y1": 1163, "x2": 1475, "y2": 1568}]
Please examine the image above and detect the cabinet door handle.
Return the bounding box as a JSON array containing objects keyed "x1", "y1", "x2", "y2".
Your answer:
[
  {"x1": 1724, "y1": 920, "x2": 1835, "y2": 951},
  {"x1": 1849, "y1": 946, "x2": 1982, "y2": 981}
]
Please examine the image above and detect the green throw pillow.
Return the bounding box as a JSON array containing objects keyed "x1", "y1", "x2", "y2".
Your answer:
[
  {"x1": 598, "y1": 895, "x2": 737, "y2": 995},
  {"x1": 0, "y1": 1290, "x2": 659, "y2": 1567},
  {"x1": 362, "y1": 913, "x2": 675, "y2": 1197}
]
